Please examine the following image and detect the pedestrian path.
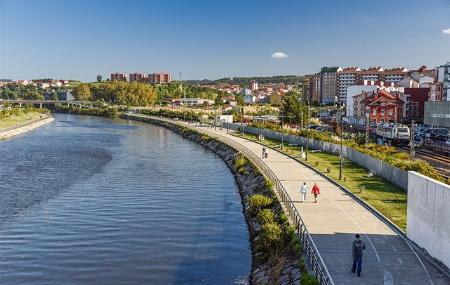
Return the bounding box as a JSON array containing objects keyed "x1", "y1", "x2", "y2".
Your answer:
[
  {"x1": 189, "y1": 125, "x2": 449, "y2": 285},
  {"x1": 131, "y1": 115, "x2": 449, "y2": 285}
]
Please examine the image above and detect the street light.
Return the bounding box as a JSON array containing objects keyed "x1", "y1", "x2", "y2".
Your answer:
[
  {"x1": 365, "y1": 106, "x2": 370, "y2": 145},
  {"x1": 339, "y1": 102, "x2": 345, "y2": 180},
  {"x1": 305, "y1": 101, "x2": 310, "y2": 161}
]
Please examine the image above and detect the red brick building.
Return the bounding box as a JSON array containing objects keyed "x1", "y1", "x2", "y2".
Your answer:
[
  {"x1": 353, "y1": 90, "x2": 406, "y2": 124},
  {"x1": 404, "y1": 87, "x2": 429, "y2": 121},
  {"x1": 148, "y1": 73, "x2": 171, "y2": 84},
  {"x1": 110, "y1": 73, "x2": 128, "y2": 81}
]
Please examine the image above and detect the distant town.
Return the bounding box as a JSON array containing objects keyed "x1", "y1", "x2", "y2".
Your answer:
[{"x1": 0, "y1": 62, "x2": 449, "y2": 129}]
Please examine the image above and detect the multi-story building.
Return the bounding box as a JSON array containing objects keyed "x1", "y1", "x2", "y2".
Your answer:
[
  {"x1": 148, "y1": 73, "x2": 171, "y2": 84},
  {"x1": 249, "y1": 80, "x2": 259, "y2": 91},
  {"x1": 428, "y1": 83, "x2": 443, "y2": 102},
  {"x1": 111, "y1": 73, "x2": 128, "y2": 81},
  {"x1": 129, "y1": 72, "x2": 147, "y2": 82},
  {"x1": 360, "y1": 66, "x2": 384, "y2": 82},
  {"x1": 311, "y1": 74, "x2": 321, "y2": 103},
  {"x1": 437, "y1": 61, "x2": 450, "y2": 101},
  {"x1": 383, "y1": 67, "x2": 408, "y2": 83},
  {"x1": 320, "y1": 66, "x2": 339, "y2": 104},
  {"x1": 337, "y1": 67, "x2": 361, "y2": 103},
  {"x1": 353, "y1": 89, "x2": 407, "y2": 124}
]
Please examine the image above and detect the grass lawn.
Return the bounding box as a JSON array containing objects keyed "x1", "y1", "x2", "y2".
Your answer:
[
  {"x1": 0, "y1": 111, "x2": 46, "y2": 130},
  {"x1": 234, "y1": 131, "x2": 407, "y2": 231}
]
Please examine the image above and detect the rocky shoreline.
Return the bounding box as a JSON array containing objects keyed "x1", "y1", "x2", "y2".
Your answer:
[
  {"x1": 123, "y1": 114, "x2": 300, "y2": 285},
  {"x1": 0, "y1": 115, "x2": 54, "y2": 140}
]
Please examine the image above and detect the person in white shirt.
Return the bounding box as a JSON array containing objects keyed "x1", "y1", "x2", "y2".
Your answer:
[{"x1": 300, "y1": 182, "x2": 307, "y2": 203}]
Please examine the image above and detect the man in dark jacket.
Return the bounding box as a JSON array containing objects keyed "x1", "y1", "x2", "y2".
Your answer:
[{"x1": 351, "y1": 234, "x2": 366, "y2": 277}]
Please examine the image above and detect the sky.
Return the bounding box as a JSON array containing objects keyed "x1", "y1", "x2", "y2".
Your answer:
[{"x1": 0, "y1": 0, "x2": 449, "y2": 82}]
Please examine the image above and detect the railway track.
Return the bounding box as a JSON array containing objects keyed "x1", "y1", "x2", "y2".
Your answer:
[{"x1": 398, "y1": 146, "x2": 450, "y2": 180}]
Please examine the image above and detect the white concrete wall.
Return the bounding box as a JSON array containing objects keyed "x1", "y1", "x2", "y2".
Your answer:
[
  {"x1": 407, "y1": 172, "x2": 450, "y2": 269},
  {"x1": 229, "y1": 123, "x2": 408, "y2": 190}
]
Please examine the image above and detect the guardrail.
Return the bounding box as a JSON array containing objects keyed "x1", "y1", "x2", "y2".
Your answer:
[
  {"x1": 136, "y1": 114, "x2": 334, "y2": 285},
  {"x1": 203, "y1": 129, "x2": 334, "y2": 285}
]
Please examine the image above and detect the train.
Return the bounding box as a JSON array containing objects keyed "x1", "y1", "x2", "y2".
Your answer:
[{"x1": 375, "y1": 123, "x2": 411, "y2": 146}]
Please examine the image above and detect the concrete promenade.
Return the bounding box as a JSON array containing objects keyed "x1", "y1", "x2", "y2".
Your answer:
[{"x1": 135, "y1": 115, "x2": 450, "y2": 285}]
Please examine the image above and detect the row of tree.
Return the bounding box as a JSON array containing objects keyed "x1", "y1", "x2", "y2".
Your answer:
[{"x1": 73, "y1": 81, "x2": 157, "y2": 106}]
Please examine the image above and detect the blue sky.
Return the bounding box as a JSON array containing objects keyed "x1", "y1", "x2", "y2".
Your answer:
[{"x1": 0, "y1": 0, "x2": 449, "y2": 81}]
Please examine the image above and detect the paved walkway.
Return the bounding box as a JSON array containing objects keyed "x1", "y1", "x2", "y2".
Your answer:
[{"x1": 132, "y1": 115, "x2": 449, "y2": 285}]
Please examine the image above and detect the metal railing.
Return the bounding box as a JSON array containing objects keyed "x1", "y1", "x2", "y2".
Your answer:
[{"x1": 128, "y1": 114, "x2": 334, "y2": 285}]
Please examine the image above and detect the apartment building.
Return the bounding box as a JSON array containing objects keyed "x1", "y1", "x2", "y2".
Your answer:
[
  {"x1": 437, "y1": 61, "x2": 450, "y2": 101},
  {"x1": 337, "y1": 67, "x2": 361, "y2": 103},
  {"x1": 320, "y1": 67, "x2": 339, "y2": 104},
  {"x1": 249, "y1": 80, "x2": 259, "y2": 91},
  {"x1": 148, "y1": 73, "x2": 171, "y2": 84},
  {"x1": 383, "y1": 67, "x2": 408, "y2": 83},
  {"x1": 360, "y1": 67, "x2": 384, "y2": 82},
  {"x1": 129, "y1": 73, "x2": 147, "y2": 82},
  {"x1": 111, "y1": 73, "x2": 128, "y2": 81}
]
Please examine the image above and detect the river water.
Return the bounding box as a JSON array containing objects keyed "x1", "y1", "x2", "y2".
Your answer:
[{"x1": 0, "y1": 114, "x2": 251, "y2": 285}]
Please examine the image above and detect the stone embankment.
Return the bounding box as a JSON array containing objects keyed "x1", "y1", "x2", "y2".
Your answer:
[
  {"x1": 123, "y1": 115, "x2": 300, "y2": 285},
  {"x1": 0, "y1": 115, "x2": 54, "y2": 140}
]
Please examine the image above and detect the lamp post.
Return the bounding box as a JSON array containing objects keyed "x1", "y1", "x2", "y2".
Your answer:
[
  {"x1": 339, "y1": 102, "x2": 345, "y2": 180},
  {"x1": 281, "y1": 116, "x2": 284, "y2": 149},
  {"x1": 410, "y1": 120, "x2": 415, "y2": 158},
  {"x1": 305, "y1": 101, "x2": 310, "y2": 161},
  {"x1": 365, "y1": 106, "x2": 370, "y2": 145}
]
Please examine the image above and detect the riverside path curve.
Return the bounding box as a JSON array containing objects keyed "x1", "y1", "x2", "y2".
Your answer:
[{"x1": 125, "y1": 114, "x2": 449, "y2": 285}]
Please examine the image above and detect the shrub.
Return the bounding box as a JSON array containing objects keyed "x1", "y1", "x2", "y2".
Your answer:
[
  {"x1": 257, "y1": 209, "x2": 275, "y2": 225},
  {"x1": 234, "y1": 153, "x2": 249, "y2": 174},
  {"x1": 300, "y1": 273, "x2": 320, "y2": 285},
  {"x1": 249, "y1": 194, "x2": 273, "y2": 214},
  {"x1": 259, "y1": 222, "x2": 282, "y2": 250}
]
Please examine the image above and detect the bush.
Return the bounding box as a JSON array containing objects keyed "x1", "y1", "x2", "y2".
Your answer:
[
  {"x1": 249, "y1": 194, "x2": 273, "y2": 214},
  {"x1": 234, "y1": 153, "x2": 249, "y2": 174},
  {"x1": 257, "y1": 209, "x2": 275, "y2": 225},
  {"x1": 300, "y1": 273, "x2": 320, "y2": 285},
  {"x1": 259, "y1": 222, "x2": 282, "y2": 250}
]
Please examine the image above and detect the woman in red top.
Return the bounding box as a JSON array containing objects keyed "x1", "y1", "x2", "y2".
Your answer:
[{"x1": 311, "y1": 183, "x2": 320, "y2": 203}]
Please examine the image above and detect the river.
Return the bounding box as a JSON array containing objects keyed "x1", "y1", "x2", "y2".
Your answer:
[{"x1": 0, "y1": 114, "x2": 251, "y2": 285}]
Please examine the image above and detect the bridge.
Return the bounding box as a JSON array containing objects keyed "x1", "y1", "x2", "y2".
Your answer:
[{"x1": 127, "y1": 114, "x2": 450, "y2": 285}]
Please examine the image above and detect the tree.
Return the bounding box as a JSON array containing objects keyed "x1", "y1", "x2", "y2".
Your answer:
[
  {"x1": 73, "y1": 83, "x2": 92, "y2": 101},
  {"x1": 97, "y1": 75, "x2": 102, "y2": 82},
  {"x1": 281, "y1": 91, "x2": 307, "y2": 127},
  {"x1": 51, "y1": 90, "x2": 59, "y2": 101}
]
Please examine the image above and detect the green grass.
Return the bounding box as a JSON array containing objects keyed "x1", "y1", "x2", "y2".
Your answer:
[
  {"x1": 235, "y1": 132, "x2": 407, "y2": 231},
  {"x1": 0, "y1": 111, "x2": 46, "y2": 130}
]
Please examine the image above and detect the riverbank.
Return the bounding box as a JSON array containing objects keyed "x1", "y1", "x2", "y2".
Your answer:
[
  {"x1": 0, "y1": 115, "x2": 54, "y2": 140},
  {"x1": 122, "y1": 114, "x2": 303, "y2": 285}
]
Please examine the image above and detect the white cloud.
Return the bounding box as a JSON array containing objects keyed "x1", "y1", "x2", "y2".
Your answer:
[
  {"x1": 271, "y1": 52, "x2": 287, "y2": 59},
  {"x1": 442, "y1": 28, "x2": 450, "y2": 34}
]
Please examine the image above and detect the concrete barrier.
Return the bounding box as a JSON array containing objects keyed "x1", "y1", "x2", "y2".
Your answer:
[
  {"x1": 228, "y1": 123, "x2": 408, "y2": 190},
  {"x1": 407, "y1": 171, "x2": 450, "y2": 269}
]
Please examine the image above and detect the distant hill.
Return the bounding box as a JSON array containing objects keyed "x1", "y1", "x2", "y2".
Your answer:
[{"x1": 185, "y1": 75, "x2": 303, "y2": 86}]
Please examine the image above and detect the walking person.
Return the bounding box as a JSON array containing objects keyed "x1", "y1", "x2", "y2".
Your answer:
[
  {"x1": 262, "y1": 147, "x2": 266, "y2": 159},
  {"x1": 300, "y1": 182, "x2": 307, "y2": 203},
  {"x1": 351, "y1": 234, "x2": 366, "y2": 277},
  {"x1": 311, "y1": 183, "x2": 320, "y2": 203}
]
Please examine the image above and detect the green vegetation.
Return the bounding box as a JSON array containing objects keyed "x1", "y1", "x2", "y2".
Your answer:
[
  {"x1": 54, "y1": 105, "x2": 119, "y2": 117},
  {"x1": 73, "y1": 81, "x2": 157, "y2": 106},
  {"x1": 280, "y1": 91, "x2": 308, "y2": 127},
  {"x1": 0, "y1": 83, "x2": 45, "y2": 100},
  {"x1": 185, "y1": 75, "x2": 302, "y2": 86},
  {"x1": 155, "y1": 82, "x2": 229, "y2": 102},
  {"x1": 235, "y1": 132, "x2": 409, "y2": 231},
  {"x1": 0, "y1": 107, "x2": 48, "y2": 130},
  {"x1": 247, "y1": 120, "x2": 447, "y2": 184}
]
